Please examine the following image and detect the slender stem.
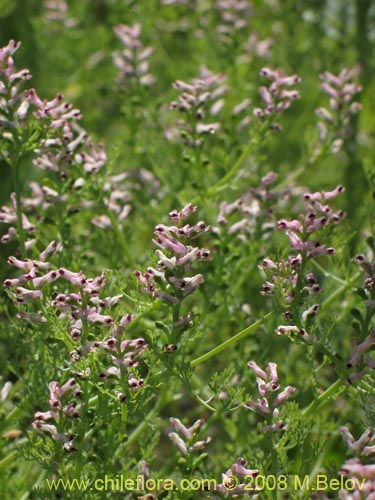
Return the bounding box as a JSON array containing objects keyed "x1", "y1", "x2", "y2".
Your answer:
[
  {"x1": 302, "y1": 378, "x2": 345, "y2": 417},
  {"x1": 356, "y1": 0, "x2": 372, "y2": 89},
  {"x1": 11, "y1": 160, "x2": 26, "y2": 259},
  {"x1": 191, "y1": 311, "x2": 274, "y2": 367},
  {"x1": 0, "y1": 450, "x2": 17, "y2": 470},
  {"x1": 311, "y1": 260, "x2": 346, "y2": 285},
  {"x1": 106, "y1": 207, "x2": 135, "y2": 268},
  {"x1": 170, "y1": 302, "x2": 181, "y2": 344},
  {"x1": 114, "y1": 386, "x2": 168, "y2": 457},
  {"x1": 207, "y1": 140, "x2": 254, "y2": 197},
  {"x1": 275, "y1": 164, "x2": 304, "y2": 190},
  {"x1": 320, "y1": 272, "x2": 361, "y2": 312},
  {"x1": 0, "y1": 438, "x2": 27, "y2": 469},
  {"x1": 271, "y1": 434, "x2": 281, "y2": 500}
]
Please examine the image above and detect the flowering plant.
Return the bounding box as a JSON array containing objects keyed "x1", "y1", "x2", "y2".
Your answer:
[{"x1": 0, "y1": 1, "x2": 374, "y2": 499}]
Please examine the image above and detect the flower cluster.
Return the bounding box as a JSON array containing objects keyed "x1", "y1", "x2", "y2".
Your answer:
[
  {"x1": 245, "y1": 360, "x2": 296, "y2": 432},
  {"x1": 339, "y1": 458, "x2": 375, "y2": 500},
  {"x1": 340, "y1": 427, "x2": 375, "y2": 457},
  {"x1": 32, "y1": 377, "x2": 83, "y2": 452},
  {"x1": 91, "y1": 169, "x2": 160, "y2": 230},
  {"x1": 4, "y1": 241, "x2": 149, "y2": 449},
  {"x1": 4, "y1": 242, "x2": 148, "y2": 389},
  {"x1": 0, "y1": 39, "x2": 105, "y2": 179},
  {"x1": 253, "y1": 67, "x2": 302, "y2": 131},
  {"x1": 43, "y1": 0, "x2": 76, "y2": 28},
  {"x1": 0, "y1": 40, "x2": 32, "y2": 161},
  {"x1": 259, "y1": 185, "x2": 345, "y2": 312},
  {"x1": 134, "y1": 204, "x2": 210, "y2": 306},
  {"x1": 316, "y1": 67, "x2": 362, "y2": 154},
  {"x1": 354, "y1": 251, "x2": 375, "y2": 296},
  {"x1": 331, "y1": 429, "x2": 375, "y2": 500},
  {"x1": 346, "y1": 327, "x2": 375, "y2": 384},
  {"x1": 168, "y1": 417, "x2": 211, "y2": 455},
  {"x1": 26, "y1": 88, "x2": 106, "y2": 177},
  {"x1": 0, "y1": 39, "x2": 112, "y2": 255},
  {"x1": 215, "y1": 458, "x2": 258, "y2": 497},
  {"x1": 214, "y1": 0, "x2": 253, "y2": 41},
  {"x1": 170, "y1": 66, "x2": 227, "y2": 145},
  {"x1": 216, "y1": 171, "x2": 286, "y2": 240},
  {"x1": 242, "y1": 32, "x2": 273, "y2": 60},
  {"x1": 95, "y1": 334, "x2": 147, "y2": 394},
  {"x1": 113, "y1": 23, "x2": 155, "y2": 88},
  {"x1": 343, "y1": 252, "x2": 375, "y2": 383},
  {"x1": 0, "y1": 192, "x2": 36, "y2": 246}
]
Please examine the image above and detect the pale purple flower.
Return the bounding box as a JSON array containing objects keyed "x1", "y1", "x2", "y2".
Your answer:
[
  {"x1": 339, "y1": 427, "x2": 374, "y2": 456},
  {"x1": 314, "y1": 68, "x2": 362, "y2": 155},
  {"x1": 338, "y1": 458, "x2": 375, "y2": 499},
  {"x1": 0, "y1": 41, "x2": 32, "y2": 147},
  {"x1": 260, "y1": 185, "x2": 345, "y2": 307},
  {"x1": 214, "y1": 0, "x2": 253, "y2": 39},
  {"x1": 0, "y1": 193, "x2": 36, "y2": 248},
  {"x1": 168, "y1": 432, "x2": 188, "y2": 455},
  {"x1": 245, "y1": 361, "x2": 295, "y2": 429},
  {"x1": 168, "y1": 417, "x2": 210, "y2": 456},
  {"x1": 346, "y1": 327, "x2": 375, "y2": 377},
  {"x1": 273, "y1": 386, "x2": 296, "y2": 406},
  {"x1": 216, "y1": 458, "x2": 258, "y2": 496},
  {"x1": 113, "y1": 23, "x2": 155, "y2": 87},
  {"x1": 247, "y1": 360, "x2": 267, "y2": 379},
  {"x1": 170, "y1": 67, "x2": 227, "y2": 145},
  {"x1": 243, "y1": 32, "x2": 273, "y2": 59},
  {"x1": 16, "y1": 311, "x2": 47, "y2": 322},
  {"x1": 252, "y1": 67, "x2": 301, "y2": 129},
  {"x1": 135, "y1": 206, "x2": 210, "y2": 307}
]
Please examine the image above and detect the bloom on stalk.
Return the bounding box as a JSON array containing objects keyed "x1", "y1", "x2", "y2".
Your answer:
[
  {"x1": 43, "y1": 0, "x2": 76, "y2": 27},
  {"x1": 32, "y1": 377, "x2": 83, "y2": 452},
  {"x1": 344, "y1": 253, "x2": 375, "y2": 383},
  {"x1": 168, "y1": 417, "x2": 211, "y2": 455},
  {"x1": 340, "y1": 426, "x2": 375, "y2": 457},
  {"x1": 216, "y1": 171, "x2": 284, "y2": 240},
  {"x1": 169, "y1": 66, "x2": 227, "y2": 145},
  {"x1": 0, "y1": 41, "x2": 32, "y2": 162},
  {"x1": 113, "y1": 23, "x2": 155, "y2": 87},
  {"x1": 214, "y1": 0, "x2": 253, "y2": 41},
  {"x1": 26, "y1": 88, "x2": 107, "y2": 177},
  {"x1": 253, "y1": 67, "x2": 302, "y2": 131},
  {"x1": 134, "y1": 203, "x2": 211, "y2": 306},
  {"x1": 216, "y1": 457, "x2": 258, "y2": 496},
  {"x1": 315, "y1": 67, "x2": 362, "y2": 155},
  {"x1": 338, "y1": 428, "x2": 375, "y2": 500},
  {"x1": 4, "y1": 242, "x2": 148, "y2": 393},
  {"x1": 91, "y1": 169, "x2": 160, "y2": 230},
  {"x1": 0, "y1": 192, "x2": 36, "y2": 247},
  {"x1": 259, "y1": 184, "x2": 345, "y2": 330},
  {"x1": 244, "y1": 360, "x2": 295, "y2": 432}
]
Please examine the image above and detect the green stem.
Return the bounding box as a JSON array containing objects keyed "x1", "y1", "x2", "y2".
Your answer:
[
  {"x1": 0, "y1": 438, "x2": 27, "y2": 470},
  {"x1": 0, "y1": 450, "x2": 17, "y2": 471},
  {"x1": 191, "y1": 311, "x2": 274, "y2": 367},
  {"x1": 114, "y1": 386, "x2": 168, "y2": 457},
  {"x1": 302, "y1": 378, "x2": 345, "y2": 417},
  {"x1": 320, "y1": 272, "x2": 361, "y2": 312},
  {"x1": 106, "y1": 207, "x2": 135, "y2": 268},
  {"x1": 311, "y1": 260, "x2": 346, "y2": 285},
  {"x1": 11, "y1": 160, "x2": 26, "y2": 259},
  {"x1": 271, "y1": 434, "x2": 281, "y2": 500},
  {"x1": 206, "y1": 140, "x2": 254, "y2": 197},
  {"x1": 170, "y1": 302, "x2": 181, "y2": 344},
  {"x1": 356, "y1": 0, "x2": 372, "y2": 89}
]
